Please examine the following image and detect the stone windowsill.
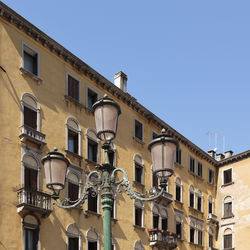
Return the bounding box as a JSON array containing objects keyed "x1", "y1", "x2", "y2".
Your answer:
[
  {"x1": 20, "y1": 67, "x2": 42, "y2": 84},
  {"x1": 175, "y1": 162, "x2": 184, "y2": 168},
  {"x1": 84, "y1": 210, "x2": 101, "y2": 218},
  {"x1": 85, "y1": 159, "x2": 98, "y2": 166},
  {"x1": 133, "y1": 136, "x2": 145, "y2": 145},
  {"x1": 65, "y1": 150, "x2": 83, "y2": 160},
  {"x1": 221, "y1": 181, "x2": 234, "y2": 188},
  {"x1": 133, "y1": 225, "x2": 145, "y2": 231},
  {"x1": 133, "y1": 181, "x2": 145, "y2": 188},
  {"x1": 64, "y1": 95, "x2": 84, "y2": 109}
]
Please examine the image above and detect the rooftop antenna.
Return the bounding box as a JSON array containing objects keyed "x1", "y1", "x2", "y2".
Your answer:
[{"x1": 222, "y1": 134, "x2": 226, "y2": 153}]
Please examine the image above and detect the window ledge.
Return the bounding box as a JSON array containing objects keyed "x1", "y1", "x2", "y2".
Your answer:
[
  {"x1": 65, "y1": 150, "x2": 83, "y2": 160},
  {"x1": 85, "y1": 159, "x2": 98, "y2": 166},
  {"x1": 20, "y1": 67, "x2": 42, "y2": 84},
  {"x1": 177, "y1": 237, "x2": 184, "y2": 242},
  {"x1": 64, "y1": 95, "x2": 84, "y2": 109},
  {"x1": 222, "y1": 215, "x2": 234, "y2": 219},
  {"x1": 84, "y1": 210, "x2": 101, "y2": 218},
  {"x1": 189, "y1": 242, "x2": 203, "y2": 248},
  {"x1": 188, "y1": 170, "x2": 196, "y2": 176},
  {"x1": 196, "y1": 175, "x2": 204, "y2": 180},
  {"x1": 133, "y1": 181, "x2": 145, "y2": 188},
  {"x1": 221, "y1": 182, "x2": 234, "y2": 187},
  {"x1": 133, "y1": 136, "x2": 145, "y2": 145},
  {"x1": 133, "y1": 225, "x2": 145, "y2": 231},
  {"x1": 207, "y1": 181, "x2": 215, "y2": 186},
  {"x1": 189, "y1": 207, "x2": 203, "y2": 214},
  {"x1": 175, "y1": 200, "x2": 183, "y2": 206},
  {"x1": 111, "y1": 218, "x2": 118, "y2": 223},
  {"x1": 175, "y1": 162, "x2": 183, "y2": 168}
]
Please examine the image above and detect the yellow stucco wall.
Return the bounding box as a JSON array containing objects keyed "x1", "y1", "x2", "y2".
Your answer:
[{"x1": 0, "y1": 14, "x2": 223, "y2": 250}]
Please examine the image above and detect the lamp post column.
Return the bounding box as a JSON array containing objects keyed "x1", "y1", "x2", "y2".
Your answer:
[{"x1": 101, "y1": 168, "x2": 113, "y2": 250}]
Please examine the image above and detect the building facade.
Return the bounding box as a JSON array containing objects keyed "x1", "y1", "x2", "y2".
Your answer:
[{"x1": 0, "y1": 2, "x2": 249, "y2": 250}]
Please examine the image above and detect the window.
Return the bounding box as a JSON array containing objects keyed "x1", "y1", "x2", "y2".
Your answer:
[
  {"x1": 22, "y1": 153, "x2": 40, "y2": 193},
  {"x1": 190, "y1": 223, "x2": 195, "y2": 243},
  {"x1": 175, "y1": 177, "x2": 182, "y2": 202},
  {"x1": 21, "y1": 94, "x2": 40, "y2": 131},
  {"x1": 134, "y1": 240, "x2": 144, "y2": 250},
  {"x1": 176, "y1": 148, "x2": 182, "y2": 165},
  {"x1": 223, "y1": 168, "x2": 232, "y2": 185},
  {"x1": 152, "y1": 131, "x2": 159, "y2": 140},
  {"x1": 160, "y1": 208, "x2": 168, "y2": 231},
  {"x1": 208, "y1": 168, "x2": 214, "y2": 184},
  {"x1": 87, "y1": 192, "x2": 98, "y2": 213},
  {"x1": 208, "y1": 196, "x2": 213, "y2": 214},
  {"x1": 87, "y1": 228, "x2": 99, "y2": 250},
  {"x1": 208, "y1": 227, "x2": 214, "y2": 248},
  {"x1": 134, "y1": 119, "x2": 143, "y2": 141},
  {"x1": 87, "y1": 87, "x2": 98, "y2": 110},
  {"x1": 152, "y1": 206, "x2": 159, "y2": 229},
  {"x1": 197, "y1": 161, "x2": 203, "y2": 178},
  {"x1": 223, "y1": 196, "x2": 233, "y2": 218},
  {"x1": 86, "y1": 129, "x2": 99, "y2": 163},
  {"x1": 197, "y1": 229, "x2": 203, "y2": 246},
  {"x1": 152, "y1": 205, "x2": 168, "y2": 230},
  {"x1": 66, "y1": 223, "x2": 82, "y2": 250},
  {"x1": 223, "y1": 228, "x2": 233, "y2": 249},
  {"x1": 197, "y1": 190, "x2": 203, "y2": 212},
  {"x1": 67, "y1": 73, "x2": 80, "y2": 102},
  {"x1": 66, "y1": 118, "x2": 81, "y2": 155},
  {"x1": 22, "y1": 43, "x2": 39, "y2": 76},
  {"x1": 23, "y1": 215, "x2": 39, "y2": 250},
  {"x1": 107, "y1": 142, "x2": 117, "y2": 168},
  {"x1": 67, "y1": 171, "x2": 80, "y2": 204},
  {"x1": 134, "y1": 154, "x2": 144, "y2": 184},
  {"x1": 175, "y1": 212, "x2": 183, "y2": 239},
  {"x1": 134, "y1": 200, "x2": 144, "y2": 227},
  {"x1": 189, "y1": 185, "x2": 195, "y2": 208},
  {"x1": 189, "y1": 156, "x2": 195, "y2": 173},
  {"x1": 189, "y1": 218, "x2": 203, "y2": 246}
]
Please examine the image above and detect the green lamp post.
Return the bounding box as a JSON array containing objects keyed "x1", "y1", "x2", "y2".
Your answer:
[{"x1": 41, "y1": 95, "x2": 178, "y2": 250}]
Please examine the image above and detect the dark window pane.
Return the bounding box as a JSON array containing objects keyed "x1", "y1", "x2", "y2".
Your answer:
[
  {"x1": 176, "y1": 222, "x2": 182, "y2": 239},
  {"x1": 209, "y1": 202, "x2": 213, "y2": 214},
  {"x1": 189, "y1": 157, "x2": 195, "y2": 173},
  {"x1": 25, "y1": 167, "x2": 37, "y2": 191},
  {"x1": 88, "y1": 139, "x2": 98, "y2": 162},
  {"x1": 24, "y1": 106, "x2": 37, "y2": 130},
  {"x1": 190, "y1": 228, "x2": 195, "y2": 243},
  {"x1": 198, "y1": 230, "x2": 203, "y2": 245},
  {"x1": 224, "y1": 234, "x2": 232, "y2": 248},
  {"x1": 135, "y1": 164, "x2": 142, "y2": 183},
  {"x1": 162, "y1": 218, "x2": 168, "y2": 230},
  {"x1": 69, "y1": 237, "x2": 79, "y2": 250},
  {"x1": 87, "y1": 89, "x2": 98, "y2": 109},
  {"x1": 135, "y1": 120, "x2": 143, "y2": 140},
  {"x1": 224, "y1": 169, "x2": 232, "y2": 184},
  {"x1": 152, "y1": 132, "x2": 158, "y2": 139},
  {"x1": 190, "y1": 193, "x2": 194, "y2": 208},
  {"x1": 135, "y1": 207, "x2": 142, "y2": 226},
  {"x1": 88, "y1": 194, "x2": 97, "y2": 213},
  {"x1": 68, "y1": 130, "x2": 78, "y2": 154},
  {"x1": 209, "y1": 235, "x2": 213, "y2": 247},
  {"x1": 68, "y1": 75, "x2": 79, "y2": 101},
  {"x1": 176, "y1": 149, "x2": 182, "y2": 165},
  {"x1": 153, "y1": 174, "x2": 158, "y2": 188},
  {"x1": 68, "y1": 182, "x2": 79, "y2": 203},
  {"x1": 176, "y1": 185, "x2": 181, "y2": 201},
  {"x1": 209, "y1": 169, "x2": 214, "y2": 184},
  {"x1": 197, "y1": 162, "x2": 203, "y2": 177},
  {"x1": 153, "y1": 215, "x2": 159, "y2": 229},
  {"x1": 24, "y1": 228, "x2": 39, "y2": 250},
  {"x1": 197, "y1": 197, "x2": 202, "y2": 211},
  {"x1": 88, "y1": 241, "x2": 97, "y2": 250},
  {"x1": 108, "y1": 150, "x2": 115, "y2": 167},
  {"x1": 24, "y1": 51, "x2": 37, "y2": 75}
]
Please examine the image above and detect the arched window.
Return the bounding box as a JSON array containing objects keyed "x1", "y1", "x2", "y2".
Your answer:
[
  {"x1": 160, "y1": 208, "x2": 168, "y2": 231},
  {"x1": 66, "y1": 118, "x2": 81, "y2": 155},
  {"x1": 87, "y1": 175, "x2": 99, "y2": 214},
  {"x1": 66, "y1": 223, "x2": 82, "y2": 250},
  {"x1": 134, "y1": 240, "x2": 144, "y2": 250},
  {"x1": 189, "y1": 185, "x2": 195, "y2": 208},
  {"x1": 108, "y1": 142, "x2": 117, "y2": 168},
  {"x1": 152, "y1": 205, "x2": 159, "y2": 229},
  {"x1": 196, "y1": 189, "x2": 203, "y2": 212},
  {"x1": 175, "y1": 177, "x2": 182, "y2": 202},
  {"x1": 86, "y1": 228, "x2": 99, "y2": 250},
  {"x1": 86, "y1": 128, "x2": 99, "y2": 163},
  {"x1": 134, "y1": 200, "x2": 144, "y2": 227},
  {"x1": 189, "y1": 220, "x2": 196, "y2": 244},
  {"x1": 23, "y1": 214, "x2": 40, "y2": 250},
  {"x1": 197, "y1": 223, "x2": 203, "y2": 246},
  {"x1": 208, "y1": 195, "x2": 213, "y2": 214},
  {"x1": 66, "y1": 169, "x2": 81, "y2": 205},
  {"x1": 208, "y1": 226, "x2": 214, "y2": 248},
  {"x1": 175, "y1": 212, "x2": 183, "y2": 240},
  {"x1": 223, "y1": 196, "x2": 233, "y2": 218},
  {"x1": 22, "y1": 152, "x2": 40, "y2": 191},
  {"x1": 223, "y1": 228, "x2": 233, "y2": 249},
  {"x1": 21, "y1": 93, "x2": 40, "y2": 131},
  {"x1": 134, "y1": 154, "x2": 144, "y2": 185}
]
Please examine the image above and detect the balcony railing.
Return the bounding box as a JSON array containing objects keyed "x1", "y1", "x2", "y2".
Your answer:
[
  {"x1": 149, "y1": 229, "x2": 177, "y2": 249},
  {"x1": 19, "y1": 125, "x2": 46, "y2": 147},
  {"x1": 17, "y1": 187, "x2": 52, "y2": 217},
  {"x1": 207, "y1": 213, "x2": 218, "y2": 224}
]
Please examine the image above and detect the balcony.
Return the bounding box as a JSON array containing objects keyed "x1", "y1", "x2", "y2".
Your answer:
[
  {"x1": 207, "y1": 213, "x2": 218, "y2": 224},
  {"x1": 17, "y1": 187, "x2": 52, "y2": 217},
  {"x1": 19, "y1": 125, "x2": 46, "y2": 148},
  {"x1": 154, "y1": 189, "x2": 173, "y2": 205},
  {"x1": 149, "y1": 229, "x2": 177, "y2": 249}
]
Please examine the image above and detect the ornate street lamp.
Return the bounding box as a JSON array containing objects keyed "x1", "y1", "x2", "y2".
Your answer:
[{"x1": 41, "y1": 95, "x2": 178, "y2": 250}]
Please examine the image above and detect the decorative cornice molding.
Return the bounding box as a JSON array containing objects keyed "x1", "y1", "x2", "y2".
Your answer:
[{"x1": 1, "y1": 1, "x2": 248, "y2": 167}]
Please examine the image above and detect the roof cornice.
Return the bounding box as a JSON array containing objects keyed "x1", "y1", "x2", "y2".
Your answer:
[{"x1": 1, "y1": 2, "x2": 243, "y2": 166}]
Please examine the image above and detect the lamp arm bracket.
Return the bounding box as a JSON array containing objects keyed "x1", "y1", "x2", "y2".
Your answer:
[
  {"x1": 111, "y1": 168, "x2": 165, "y2": 201},
  {"x1": 54, "y1": 171, "x2": 101, "y2": 209}
]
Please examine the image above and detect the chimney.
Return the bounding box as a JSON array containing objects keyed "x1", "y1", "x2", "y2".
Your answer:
[
  {"x1": 208, "y1": 150, "x2": 216, "y2": 159},
  {"x1": 224, "y1": 150, "x2": 233, "y2": 159},
  {"x1": 216, "y1": 153, "x2": 225, "y2": 161},
  {"x1": 114, "y1": 71, "x2": 127, "y2": 92}
]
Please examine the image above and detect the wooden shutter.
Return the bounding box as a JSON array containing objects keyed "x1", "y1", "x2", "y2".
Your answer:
[
  {"x1": 25, "y1": 167, "x2": 37, "y2": 191},
  {"x1": 68, "y1": 182, "x2": 79, "y2": 203},
  {"x1": 68, "y1": 75, "x2": 79, "y2": 101},
  {"x1": 24, "y1": 106, "x2": 37, "y2": 129}
]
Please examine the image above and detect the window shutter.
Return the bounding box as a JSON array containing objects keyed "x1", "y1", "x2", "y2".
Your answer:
[
  {"x1": 24, "y1": 106, "x2": 37, "y2": 129},
  {"x1": 25, "y1": 167, "x2": 37, "y2": 191},
  {"x1": 68, "y1": 182, "x2": 79, "y2": 202}
]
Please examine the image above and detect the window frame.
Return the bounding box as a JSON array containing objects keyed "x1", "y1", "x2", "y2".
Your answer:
[
  {"x1": 66, "y1": 167, "x2": 81, "y2": 205},
  {"x1": 196, "y1": 190, "x2": 203, "y2": 212},
  {"x1": 86, "y1": 85, "x2": 99, "y2": 110},
  {"x1": 134, "y1": 119, "x2": 144, "y2": 142},
  {"x1": 197, "y1": 161, "x2": 203, "y2": 178},
  {"x1": 86, "y1": 227, "x2": 100, "y2": 250},
  {"x1": 176, "y1": 148, "x2": 182, "y2": 165},
  {"x1": 223, "y1": 227, "x2": 233, "y2": 250},
  {"x1": 66, "y1": 118, "x2": 81, "y2": 156},
  {"x1": 134, "y1": 200, "x2": 144, "y2": 228},
  {"x1": 175, "y1": 177, "x2": 182, "y2": 202},
  {"x1": 208, "y1": 168, "x2": 214, "y2": 185},
  {"x1": 189, "y1": 185, "x2": 195, "y2": 208},
  {"x1": 223, "y1": 196, "x2": 233, "y2": 218},
  {"x1": 22, "y1": 42, "x2": 40, "y2": 77},
  {"x1": 86, "y1": 128, "x2": 100, "y2": 164},
  {"x1": 66, "y1": 72, "x2": 81, "y2": 102},
  {"x1": 189, "y1": 155, "x2": 195, "y2": 174},
  {"x1": 134, "y1": 154, "x2": 144, "y2": 185},
  {"x1": 175, "y1": 211, "x2": 183, "y2": 240},
  {"x1": 66, "y1": 223, "x2": 82, "y2": 250},
  {"x1": 223, "y1": 168, "x2": 233, "y2": 186}
]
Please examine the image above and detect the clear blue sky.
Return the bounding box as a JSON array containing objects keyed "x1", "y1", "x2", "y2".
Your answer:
[{"x1": 3, "y1": 0, "x2": 250, "y2": 155}]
